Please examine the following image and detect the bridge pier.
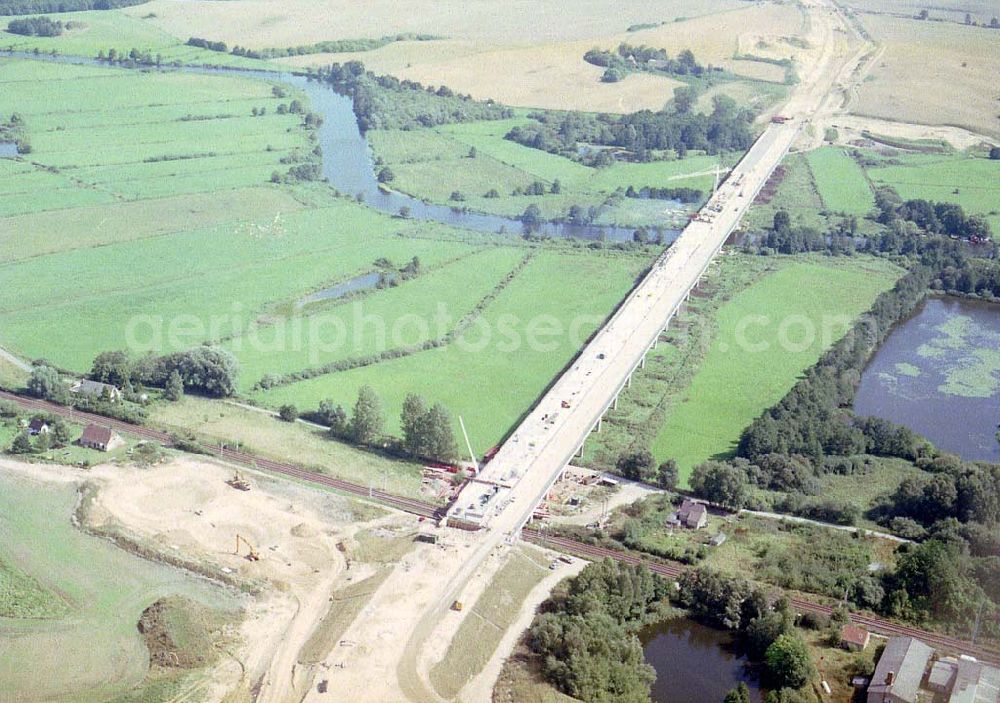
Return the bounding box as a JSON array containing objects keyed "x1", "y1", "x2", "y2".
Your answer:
[
  {"x1": 612, "y1": 393, "x2": 619, "y2": 410},
  {"x1": 640, "y1": 354, "x2": 646, "y2": 370},
  {"x1": 596, "y1": 417, "x2": 602, "y2": 433}
]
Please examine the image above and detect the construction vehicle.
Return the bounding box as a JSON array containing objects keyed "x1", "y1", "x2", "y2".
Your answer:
[
  {"x1": 451, "y1": 600, "x2": 463, "y2": 611},
  {"x1": 226, "y1": 471, "x2": 251, "y2": 491},
  {"x1": 235, "y1": 533, "x2": 260, "y2": 561}
]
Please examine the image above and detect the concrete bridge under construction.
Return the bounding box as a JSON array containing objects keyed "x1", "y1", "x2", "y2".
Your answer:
[{"x1": 447, "y1": 119, "x2": 800, "y2": 536}]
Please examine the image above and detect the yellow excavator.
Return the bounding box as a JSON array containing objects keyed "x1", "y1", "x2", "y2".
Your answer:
[
  {"x1": 235, "y1": 533, "x2": 260, "y2": 561},
  {"x1": 226, "y1": 471, "x2": 251, "y2": 491}
]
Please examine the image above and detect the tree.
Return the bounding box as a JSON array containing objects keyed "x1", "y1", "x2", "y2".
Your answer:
[
  {"x1": 49, "y1": 418, "x2": 71, "y2": 447},
  {"x1": 10, "y1": 431, "x2": 34, "y2": 455},
  {"x1": 278, "y1": 404, "x2": 298, "y2": 422},
  {"x1": 164, "y1": 370, "x2": 184, "y2": 401},
  {"x1": 724, "y1": 683, "x2": 751, "y2": 703},
  {"x1": 27, "y1": 365, "x2": 65, "y2": 403},
  {"x1": 423, "y1": 403, "x2": 458, "y2": 462},
  {"x1": 401, "y1": 393, "x2": 429, "y2": 456},
  {"x1": 350, "y1": 385, "x2": 384, "y2": 445},
  {"x1": 318, "y1": 399, "x2": 349, "y2": 438},
  {"x1": 617, "y1": 449, "x2": 654, "y2": 481},
  {"x1": 551, "y1": 178, "x2": 562, "y2": 194},
  {"x1": 521, "y1": 204, "x2": 542, "y2": 230},
  {"x1": 656, "y1": 459, "x2": 679, "y2": 490},
  {"x1": 773, "y1": 209, "x2": 792, "y2": 234},
  {"x1": 689, "y1": 461, "x2": 750, "y2": 509},
  {"x1": 989, "y1": 146, "x2": 1000, "y2": 160},
  {"x1": 159, "y1": 347, "x2": 239, "y2": 397},
  {"x1": 377, "y1": 166, "x2": 395, "y2": 183},
  {"x1": 764, "y1": 634, "x2": 815, "y2": 689},
  {"x1": 672, "y1": 85, "x2": 699, "y2": 114}
]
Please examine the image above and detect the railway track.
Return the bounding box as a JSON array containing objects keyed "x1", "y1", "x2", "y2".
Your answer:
[
  {"x1": 523, "y1": 529, "x2": 1000, "y2": 665},
  {"x1": 0, "y1": 390, "x2": 445, "y2": 519},
  {"x1": 4, "y1": 389, "x2": 996, "y2": 664}
]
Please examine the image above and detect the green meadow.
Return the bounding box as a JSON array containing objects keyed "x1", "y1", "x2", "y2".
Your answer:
[
  {"x1": 255, "y1": 249, "x2": 649, "y2": 451},
  {"x1": 651, "y1": 257, "x2": 902, "y2": 481},
  {"x1": 369, "y1": 118, "x2": 730, "y2": 227},
  {"x1": 865, "y1": 152, "x2": 1000, "y2": 238},
  {"x1": 0, "y1": 59, "x2": 307, "y2": 215},
  {"x1": 805, "y1": 146, "x2": 875, "y2": 215}
]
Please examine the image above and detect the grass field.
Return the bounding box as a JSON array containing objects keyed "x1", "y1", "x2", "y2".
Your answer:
[
  {"x1": 805, "y1": 146, "x2": 875, "y2": 215},
  {"x1": 149, "y1": 397, "x2": 428, "y2": 498},
  {"x1": 864, "y1": 152, "x2": 1000, "y2": 238},
  {"x1": 256, "y1": 249, "x2": 650, "y2": 451},
  {"x1": 370, "y1": 118, "x2": 725, "y2": 226},
  {"x1": 0, "y1": 59, "x2": 308, "y2": 217},
  {"x1": 429, "y1": 548, "x2": 549, "y2": 699},
  {"x1": 650, "y1": 257, "x2": 902, "y2": 481},
  {"x1": 0, "y1": 10, "x2": 270, "y2": 68},
  {"x1": 0, "y1": 473, "x2": 237, "y2": 703}
]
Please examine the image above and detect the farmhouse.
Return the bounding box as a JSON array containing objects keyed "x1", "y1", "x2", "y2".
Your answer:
[
  {"x1": 78, "y1": 424, "x2": 124, "y2": 452},
  {"x1": 667, "y1": 499, "x2": 708, "y2": 529},
  {"x1": 867, "y1": 636, "x2": 934, "y2": 703},
  {"x1": 27, "y1": 418, "x2": 50, "y2": 436},
  {"x1": 70, "y1": 379, "x2": 122, "y2": 402}
]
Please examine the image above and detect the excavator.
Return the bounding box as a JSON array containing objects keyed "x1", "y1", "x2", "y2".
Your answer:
[
  {"x1": 226, "y1": 471, "x2": 251, "y2": 491},
  {"x1": 235, "y1": 533, "x2": 260, "y2": 561}
]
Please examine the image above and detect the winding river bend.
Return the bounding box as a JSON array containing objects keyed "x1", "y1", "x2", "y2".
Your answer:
[{"x1": 3, "y1": 52, "x2": 678, "y2": 241}]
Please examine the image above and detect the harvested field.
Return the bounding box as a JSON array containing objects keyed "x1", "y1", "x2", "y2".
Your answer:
[{"x1": 852, "y1": 15, "x2": 1000, "y2": 139}]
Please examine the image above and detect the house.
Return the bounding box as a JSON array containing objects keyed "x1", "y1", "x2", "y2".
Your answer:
[
  {"x1": 867, "y1": 636, "x2": 934, "y2": 703},
  {"x1": 70, "y1": 379, "x2": 122, "y2": 402},
  {"x1": 78, "y1": 424, "x2": 124, "y2": 452},
  {"x1": 667, "y1": 499, "x2": 708, "y2": 529},
  {"x1": 27, "y1": 418, "x2": 50, "y2": 436},
  {"x1": 840, "y1": 624, "x2": 871, "y2": 652}
]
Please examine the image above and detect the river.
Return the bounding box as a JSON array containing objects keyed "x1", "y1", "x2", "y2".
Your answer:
[
  {"x1": 854, "y1": 296, "x2": 1000, "y2": 463},
  {"x1": 1, "y1": 51, "x2": 678, "y2": 242},
  {"x1": 642, "y1": 617, "x2": 763, "y2": 703}
]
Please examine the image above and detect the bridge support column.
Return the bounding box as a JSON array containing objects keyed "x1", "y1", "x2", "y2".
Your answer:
[
  {"x1": 596, "y1": 417, "x2": 602, "y2": 433},
  {"x1": 612, "y1": 393, "x2": 619, "y2": 410},
  {"x1": 640, "y1": 354, "x2": 646, "y2": 370},
  {"x1": 626, "y1": 374, "x2": 632, "y2": 388}
]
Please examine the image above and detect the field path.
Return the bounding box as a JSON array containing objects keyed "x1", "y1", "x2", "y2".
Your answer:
[{"x1": 0, "y1": 344, "x2": 31, "y2": 372}]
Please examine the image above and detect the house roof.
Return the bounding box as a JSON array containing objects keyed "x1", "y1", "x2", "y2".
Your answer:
[
  {"x1": 72, "y1": 379, "x2": 119, "y2": 396},
  {"x1": 868, "y1": 636, "x2": 934, "y2": 702},
  {"x1": 841, "y1": 625, "x2": 870, "y2": 647},
  {"x1": 678, "y1": 500, "x2": 707, "y2": 521},
  {"x1": 948, "y1": 659, "x2": 986, "y2": 703},
  {"x1": 28, "y1": 417, "x2": 49, "y2": 431},
  {"x1": 80, "y1": 424, "x2": 116, "y2": 446}
]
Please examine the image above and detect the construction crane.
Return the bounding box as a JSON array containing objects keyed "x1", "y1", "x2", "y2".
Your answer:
[
  {"x1": 235, "y1": 533, "x2": 260, "y2": 561},
  {"x1": 226, "y1": 471, "x2": 251, "y2": 491}
]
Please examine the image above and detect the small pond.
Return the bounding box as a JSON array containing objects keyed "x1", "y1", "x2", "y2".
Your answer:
[
  {"x1": 642, "y1": 617, "x2": 763, "y2": 703},
  {"x1": 853, "y1": 296, "x2": 1000, "y2": 463},
  {"x1": 0, "y1": 142, "x2": 18, "y2": 157},
  {"x1": 297, "y1": 271, "x2": 382, "y2": 307}
]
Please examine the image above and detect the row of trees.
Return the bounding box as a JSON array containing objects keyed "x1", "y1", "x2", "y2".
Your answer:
[
  {"x1": 583, "y1": 44, "x2": 708, "y2": 78},
  {"x1": 88, "y1": 347, "x2": 240, "y2": 398},
  {"x1": 6, "y1": 14, "x2": 63, "y2": 34},
  {"x1": 875, "y1": 186, "x2": 992, "y2": 242},
  {"x1": 306, "y1": 386, "x2": 458, "y2": 463},
  {"x1": 312, "y1": 61, "x2": 513, "y2": 132},
  {"x1": 505, "y1": 93, "x2": 754, "y2": 162},
  {"x1": 0, "y1": 0, "x2": 146, "y2": 15}
]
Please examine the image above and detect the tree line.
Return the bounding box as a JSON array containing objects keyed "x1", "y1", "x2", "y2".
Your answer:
[
  {"x1": 875, "y1": 186, "x2": 992, "y2": 242},
  {"x1": 0, "y1": 0, "x2": 146, "y2": 15},
  {"x1": 583, "y1": 43, "x2": 711, "y2": 82},
  {"x1": 311, "y1": 61, "x2": 513, "y2": 132},
  {"x1": 296, "y1": 385, "x2": 459, "y2": 464},
  {"x1": 6, "y1": 14, "x2": 63, "y2": 34},
  {"x1": 505, "y1": 92, "x2": 754, "y2": 164}
]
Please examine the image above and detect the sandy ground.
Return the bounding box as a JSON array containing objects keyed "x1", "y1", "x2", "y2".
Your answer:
[
  {"x1": 830, "y1": 114, "x2": 997, "y2": 149},
  {"x1": 457, "y1": 555, "x2": 586, "y2": 703},
  {"x1": 849, "y1": 14, "x2": 1000, "y2": 140},
  {"x1": 300, "y1": 529, "x2": 483, "y2": 703}
]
